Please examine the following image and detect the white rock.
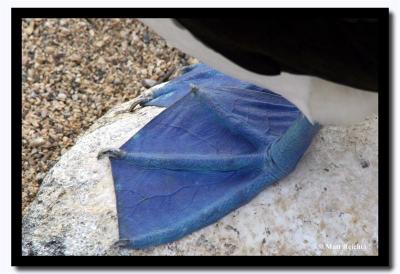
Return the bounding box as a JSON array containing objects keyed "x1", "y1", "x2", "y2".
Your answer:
[
  {"x1": 141, "y1": 78, "x2": 158, "y2": 88},
  {"x1": 56, "y1": 93, "x2": 67, "y2": 101},
  {"x1": 30, "y1": 137, "x2": 45, "y2": 148},
  {"x1": 22, "y1": 91, "x2": 378, "y2": 256}
]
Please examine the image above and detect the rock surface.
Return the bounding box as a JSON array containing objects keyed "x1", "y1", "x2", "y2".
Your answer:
[{"x1": 22, "y1": 96, "x2": 378, "y2": 256}]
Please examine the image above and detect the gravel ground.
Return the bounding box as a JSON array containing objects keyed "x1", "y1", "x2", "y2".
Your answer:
[{"x1": 22, "y1": 18, "x2": 197, "y2": 213}]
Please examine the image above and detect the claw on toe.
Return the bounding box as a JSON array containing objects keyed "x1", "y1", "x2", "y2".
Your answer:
[
  {"x1": 97, "y1": 148, "x2": 126, "y2": 160},
  {"x1": 114, "y1": 95, "x2": 153, "y2": 115},
  {"x1": 128, "y1": 99, "x2": 144, "y2": 112}
]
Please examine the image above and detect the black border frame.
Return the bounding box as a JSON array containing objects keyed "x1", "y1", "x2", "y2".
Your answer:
[{"x1": 11, "y1": 8, "x2": 390, "y2": 267}]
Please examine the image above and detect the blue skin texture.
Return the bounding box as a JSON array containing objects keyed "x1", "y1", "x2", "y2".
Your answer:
[{"x1": 109, "y1": 64, "x2": 320, "y2": 249}]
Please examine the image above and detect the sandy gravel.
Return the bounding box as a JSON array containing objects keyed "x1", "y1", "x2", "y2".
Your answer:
[{"x1": 21, "y1": 18, "x2": 197, "y2": 213}]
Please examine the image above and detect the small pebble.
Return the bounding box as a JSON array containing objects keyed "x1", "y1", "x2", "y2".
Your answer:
[
  {"x1": 95, "y1": 40, "x2": 104, "y2": 48},
  {"x1": 70, "y1": 53, "x2": 81, "y2": 64},
  {"x1": 143, "y1": 31, "x2": 150, "y2": 44},
  {"x1": 141, "y1": 79, "x2": 157, "y2": 88},
  {"x1": 30, "y1": 91, "x2": 38, "y2": 98},
  {"x1": 40, "y1": 110, "x2": 48, "y2": 118},
  {"x1": 45, "y1": 46, "x2": 56, "y2": 54},
  {"x1": 57, "y1": 93, "x2": 67, "y2": 100},
  {"x1": 35, "y1": 173, "x2": 45, "y2": 182},
  {"x1": 25, "y1": 20, "x2": 35, "y2": 35},
  {"x1": 31, "y1": 137, "x2": 45, "y2": 147}
]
